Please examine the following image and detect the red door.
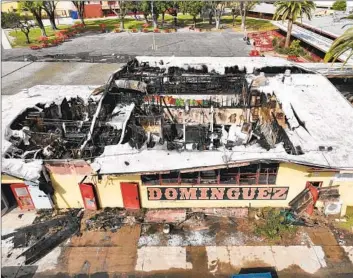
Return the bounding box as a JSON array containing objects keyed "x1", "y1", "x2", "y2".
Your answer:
[
  {"x1": 120, "y1": 183, "x2": 140, "y2": 209},
  {"x1": 79, "y1": 183, "x2": 97, "y2": 210},
  {"x1": 10, "y1": 184, "x2": 35, "y2": 210}
]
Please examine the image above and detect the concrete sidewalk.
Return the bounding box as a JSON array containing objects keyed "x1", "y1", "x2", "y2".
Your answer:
[{"x1": 2, "y1": 209, "x2": 353, "y2": 278}]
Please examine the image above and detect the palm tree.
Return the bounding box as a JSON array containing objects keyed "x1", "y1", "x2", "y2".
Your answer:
[
  {"x1": 325, "y1": 26, "x2": 353, "y2": 65},
  {"x1": 273, "y1": 1, "x2": 316, "y2": 48}
]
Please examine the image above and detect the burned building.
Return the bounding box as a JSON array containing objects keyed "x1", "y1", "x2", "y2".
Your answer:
[
  {"x1": 3, "y1": 59, "x2": 303, "y2": 160},
  {"x1": 2, "y1": 57, "x2": 353, "y2": 217}
]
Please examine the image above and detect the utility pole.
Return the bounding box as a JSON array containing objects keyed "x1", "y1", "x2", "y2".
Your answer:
[{"x1": 151, "y1": 0, "x2": 156, "y2": 51}]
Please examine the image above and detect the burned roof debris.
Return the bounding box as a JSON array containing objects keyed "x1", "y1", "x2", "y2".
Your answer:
[
  {"x1": 3, "y1": 57, "x2": 353, "y2": 176},
  {"x1": 1, "y1": 209, "x2": 83, "y2": 265},
  {"x1": 3, "y1": 58, "x2": 303, "y2": 161}
]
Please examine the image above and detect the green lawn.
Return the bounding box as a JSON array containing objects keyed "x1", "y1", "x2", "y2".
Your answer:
[
  {"x1": 9, "y1": 24, "x2": 70, "y2": 47},
  {"x1": 8, "y1": 14, "x2": 275, "y2": 47}
]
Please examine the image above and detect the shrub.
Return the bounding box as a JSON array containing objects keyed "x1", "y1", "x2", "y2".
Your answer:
[
  {"x1": 275, "y1": 46, "x2": 289, "y2": 55},
  {"x1": 288, "y1": 40, "x2": 302, "y2": 56},
  {"x1": 143, "y1": 28, "x2": 149, "y2": 33},
  {"x1": 272, "y1": 37, "x2": 279, "y2": 47},
  {"x1": 255, "y1": 208, "x2": 297, "y2": 240},
  {"x1": 332, "y1": 0, "x2": 346, "y2": 11}
]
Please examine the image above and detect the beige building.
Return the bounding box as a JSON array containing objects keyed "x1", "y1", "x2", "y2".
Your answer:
[{"x1": 1, "y1": 57, "x2": 353, "y2": 218}]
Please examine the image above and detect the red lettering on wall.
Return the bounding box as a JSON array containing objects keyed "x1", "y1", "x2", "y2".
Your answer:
[
  {"x1": 272, "y1": 187, "x2": 289, "y2": 200},
  {"x1": 179, "y1": 188, "x2": 198, "y2": 200},
  {"x1": 165, "y1": 188, "x2": 178, "y2": 200},
  {"x1": 257, "y1": 188, "x2": 272, "y2": 200},
  {"x1": 226, "y1": 188, "x2": 240, "y2": 200},
  {"x1": 199, "y1": 188, "x2": 209, "y2": 199},
  {"x1": 148, "y1": 188, "x2": 162, "y2": 200},
  {"x1": 242, "y1": 188, "x2": 257, "y2": 199},
  {"x1": 210, "y1": 188, "x2": 225, "y2": 200}
]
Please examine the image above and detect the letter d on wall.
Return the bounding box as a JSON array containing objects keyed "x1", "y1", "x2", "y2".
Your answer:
[{"x1": 148, "y1": 188, "x2": 162, "y2": 200}]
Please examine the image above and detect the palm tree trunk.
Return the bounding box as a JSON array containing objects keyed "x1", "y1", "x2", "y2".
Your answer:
[
  {"x1": 232, "y1": 14, "x2": 235, "y2": 26},
  {"x1": 193, "y1": 16, "x2": 196, "y2": 27},
  {"x1": 285, "y1": 19, "x2": 293, "y2": 48}
]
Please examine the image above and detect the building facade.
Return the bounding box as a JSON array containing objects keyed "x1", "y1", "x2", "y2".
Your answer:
[{"x1": 2, "y1": 57, "x2": 353, "y2": 216}]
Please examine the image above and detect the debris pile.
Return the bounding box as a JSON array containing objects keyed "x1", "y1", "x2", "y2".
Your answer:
[
  {"x1": 4, "y1": 58, "x2": 304, "y2": 161},
  {"x1": 289, "y1": 185, "x2": 340, "y2": 217},
  {"x1": 1, "y1": 209, "x2": 83, "y2": 265},
  {"x1": 85, "y1": 207, "x2": 126, "y2": 232}
]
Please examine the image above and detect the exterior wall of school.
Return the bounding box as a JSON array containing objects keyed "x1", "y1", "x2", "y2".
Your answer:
[
  {"x1": 92, "y1": 175, "x2": 141, "y2": 208},
  {"x1": 50, "y1": 171, "x2": 86, "y2": 209},
  {"x1": 138, "y1": 162, "x2": 346, "y2": 209},
  {"x1": 2, "y1": 162, "x2": 352, "y2": 214},
  {"x1": 336, "y1": 180, "x2": 353, "y2": 216}
]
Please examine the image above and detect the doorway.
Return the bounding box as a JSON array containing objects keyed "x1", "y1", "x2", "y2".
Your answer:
[
  {"x1": 306, "y1": 181, "x2": 323, "y2": 188},
  {"x1": 2, "y1": 184, "x2": 18, "y2": 215},
  {"x1": 120, "y1": 182, "x2": 140, "y2": 209},
  {"x1": 10, "y1": 183, "x2": 35, "y2": 210},
  {"x1": 79, "y1": 183, "x2": 99, "y2": 210}
]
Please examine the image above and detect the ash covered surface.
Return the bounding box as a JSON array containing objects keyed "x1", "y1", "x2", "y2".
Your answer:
[
  {"x1": 138, "y1": 213, "x2": 263, "y2": 247},
  {"x1": 3, "y1": 58, "x2": 301, "y2": 161},
  {"x1": 1, "y1": 209, "x2": 83, "y2": 265}
]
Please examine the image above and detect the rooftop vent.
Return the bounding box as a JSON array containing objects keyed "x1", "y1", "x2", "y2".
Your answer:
[{"x1": 318, "y1": 146, "x2": 326, "y2": 151}]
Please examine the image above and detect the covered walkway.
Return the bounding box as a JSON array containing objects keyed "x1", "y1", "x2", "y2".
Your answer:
[{"x1": 272, "y1": 21, "x2": 353, "y2": 64}]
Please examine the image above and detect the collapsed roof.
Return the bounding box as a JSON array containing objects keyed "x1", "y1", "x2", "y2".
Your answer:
[{"x1": 2, "y1": 57, "x2": 353, "y2": 180}]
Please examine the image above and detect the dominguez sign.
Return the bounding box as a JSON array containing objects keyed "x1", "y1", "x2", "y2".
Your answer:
[{"x1": 147, "y1": 187, "x2": 289, "y2": 201}]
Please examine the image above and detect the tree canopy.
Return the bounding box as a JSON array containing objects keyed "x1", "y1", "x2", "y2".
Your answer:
[
  {"x1": 332, "y1": 0, "x2": 346, "y2": 11},
  {"x1": 325, "y1": 26, "x2": 353, "y2": 65},
  {"x1": 273, "y1": 1, "x2": 315, "y2": 47}
]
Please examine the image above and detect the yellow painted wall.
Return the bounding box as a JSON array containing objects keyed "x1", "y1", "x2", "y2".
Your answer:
[
  {"x1": 1, "y1": 2, "x2": 18, "y2": 13},
  {"x1": 139, "y1": 162, "x2": 343, "y2": 209},
  {"x1": 338, "y1": 181, "x2": 353, "y2": 215},
  {"x1": 50, "y1": 172, "x2": 86, "y2": 209},
  {"x1": 1, "y1": 174, "x2": 23, "y2": 184},
  {"x1": 92, "y1": 175, "x2": 141, "y2": 208}
]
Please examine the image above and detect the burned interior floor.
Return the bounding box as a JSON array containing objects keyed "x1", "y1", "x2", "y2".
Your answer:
[{"x1": 3, "y1": 59, "x2": 311, "y2": 160}]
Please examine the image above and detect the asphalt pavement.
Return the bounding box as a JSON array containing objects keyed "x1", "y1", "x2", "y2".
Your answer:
[
  {"x1": 2, "y1": 31, "x2": 252, "y2": 62},
  {"x1": 1, "y1": 62, "x2": 123, "y2": 95}
]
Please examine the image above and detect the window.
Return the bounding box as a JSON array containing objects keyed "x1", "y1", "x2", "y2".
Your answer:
[
  {"x1": 259, "y1": 163, "x2": 278, "y2": 184},
  {"x1": 239, "y1": 164, "x2": 257, "y2": 185},
  {"x1": 161, "y1": 171, "x2": 179, "y2": 184},
  {"x1": 181, "y1": 172, "x2": 199, "y2": 184},
  {"x1": 141, "y1": 163, "x2": 279, "y2": 185},
  {"x1": 141, "y1": 174, "x2": 159, "y2": 185},
  {"x1": 200, "y1": 170, "x2": 218, "y2": 184}
]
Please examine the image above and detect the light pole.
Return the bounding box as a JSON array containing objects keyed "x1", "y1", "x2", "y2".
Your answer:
[{"x1": 151, "y1": 0, "x2": 156, "y2": 51}]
